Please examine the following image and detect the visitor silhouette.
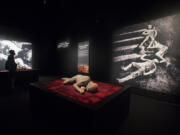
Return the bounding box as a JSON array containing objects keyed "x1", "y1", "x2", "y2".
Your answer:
[{"x1": 5, "y1": 50, "x2": 17, "y2": 89}]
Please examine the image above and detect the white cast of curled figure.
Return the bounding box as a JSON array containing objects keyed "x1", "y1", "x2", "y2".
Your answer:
[
  {"x1": 118, "y1": 59, "x2": 159, "y2": 83},
  {"x1": 61, "y1": 74, "x2": 98, "y2": 94},
  {"x1": 15, "y1": 58, "x2": 31, "y2": 69}
]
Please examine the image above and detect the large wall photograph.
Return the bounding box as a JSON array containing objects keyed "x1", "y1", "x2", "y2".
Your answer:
[
  {"x1": 0, "y1": 40, "x2": 32, "y2": 70},
  {"x1": 112, "y1": 14, "x2": 180, "y2": 95}
]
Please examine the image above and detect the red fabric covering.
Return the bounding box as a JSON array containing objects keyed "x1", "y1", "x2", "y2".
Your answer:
[
  {"x1": 0, "y1": 69, "x2": 33, "y2": 72},
  {"x1": 36, "y1": 80, "x2": 123, "y2": 104}
]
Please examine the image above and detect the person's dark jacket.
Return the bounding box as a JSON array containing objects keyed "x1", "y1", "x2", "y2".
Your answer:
[{"x1": 5, "y1": 55, "x2": 17, "y2": 72}]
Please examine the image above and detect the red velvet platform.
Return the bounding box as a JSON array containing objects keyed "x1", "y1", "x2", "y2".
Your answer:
[
  {"x1": 0, "y1": 69, "x2": 33, "y2": 72},
  {"x1": 32, "y1": 79, "x2": 124, "y2": 105}
]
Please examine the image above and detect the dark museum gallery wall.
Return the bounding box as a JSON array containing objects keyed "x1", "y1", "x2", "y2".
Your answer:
[
  {"x1": 56, "y1": 19, "x2": 112, "y2": 82},
  {"x1": 0, "y1": 1, "x2": 61, "y2": 75},
  {"x1": 55, "y1": 0, "x2": 180, "y2": 83},
  {"x1": 55, "y1": 0, "x2": 180, "y2": 104},
  {"x1": 1, "y1": 0, "x2": 180, "y2": 77}
]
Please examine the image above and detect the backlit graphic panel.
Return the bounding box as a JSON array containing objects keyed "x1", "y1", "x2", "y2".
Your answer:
[
  {"x1": 57, "y1": 41, "x2": 70, "y2": 49},
  {"x1": 78, "y1": 41, "x2": 89, "y2": 73},
  {"x1": 112, "y1": 14, "x2": 180, "y2": 94},
  {"x1": 0, "y1": 40, "x2": 32, "y2": 70}
]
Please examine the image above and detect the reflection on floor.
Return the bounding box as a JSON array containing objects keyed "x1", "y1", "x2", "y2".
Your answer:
[{"x1": 0, "y1": 76, "x2": 180, "y2": 135}]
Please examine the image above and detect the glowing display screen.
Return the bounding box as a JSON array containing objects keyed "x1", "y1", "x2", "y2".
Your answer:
[
  {"x1": 0, "y1": 40, "x2": 32, "y2": 70},
  {"x1": 57, "y1": 41, "x2": 70, "y2": 49},
  {"x1": 78, "y1": 41, "x2": 89, "y2": 73}
]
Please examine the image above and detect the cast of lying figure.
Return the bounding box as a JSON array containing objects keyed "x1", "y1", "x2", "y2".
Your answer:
[
  {"x1": 118, "y1": 59, "x2": 159, "y2": 83},
  {"x1": 61, "y1": 74, "x2": 98, "y2": 94}
]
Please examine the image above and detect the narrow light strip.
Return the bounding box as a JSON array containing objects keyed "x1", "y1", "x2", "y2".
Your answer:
[
  {"x1": 114, "y1": 44, "x2": 138, "y2": 51},
  {"x1": 113, "y1": 37, "x2": 144, "y2": 43},
  {"x1": 117, "y1": 29, "x2": 145, "y2": 36},
  {"x1": 113, "y1": 53, "x2": 140, "y2": 62}
]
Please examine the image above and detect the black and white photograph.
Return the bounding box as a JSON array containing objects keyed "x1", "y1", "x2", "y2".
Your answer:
[
  {"x1": 0, "y1": 40, "x2": 32, "y2": 70},
  {"x1": 112, "y1": 14, "x2": 180, "y2": 95},
  {"x1": 78, "y1": 41, "x2": 89, "y2": 73}
]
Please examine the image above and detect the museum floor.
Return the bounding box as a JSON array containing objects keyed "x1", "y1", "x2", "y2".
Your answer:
[{"x1": 0, "y1": 76, "x2": 180, "y2": 135}]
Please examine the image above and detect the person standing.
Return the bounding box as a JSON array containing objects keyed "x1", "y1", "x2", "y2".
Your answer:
[{"x1": 5, "y1": 50, "x2": 17, "y2": 89}]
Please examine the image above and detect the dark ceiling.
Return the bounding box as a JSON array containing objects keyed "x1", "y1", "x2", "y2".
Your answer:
[{"x1": 0, "y1": 0, "x2": 180, "y2": 35}]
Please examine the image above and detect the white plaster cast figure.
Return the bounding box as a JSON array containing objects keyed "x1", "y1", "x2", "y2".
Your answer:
[{"x1": 61, "y1": 74, "x2": 98, "y2": 94}]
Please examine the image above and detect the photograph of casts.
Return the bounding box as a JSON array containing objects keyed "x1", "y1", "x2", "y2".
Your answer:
[
  {"x1": 78, "y1": 41, "x2": 89, "y2": 73},
  {"x1": 112, "y1": 14, "x2": 180, "y2": 95},
  {"x1": 0, "y1": 40, "x2": 32, "y2": 70}
]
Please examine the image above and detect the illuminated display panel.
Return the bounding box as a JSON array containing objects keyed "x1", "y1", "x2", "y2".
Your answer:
[
  {"x1": 112, "y1": 14, "x2": 180, "y2": 94},
  {"x1": 0, "y1": 40, "x2": 32, "y2": 70},
  {"x1": 57, "y1": 41, "x2": 70, "y2": 49},
  {"x1": 78, "y1": 41, "x2": 89, "y2": 73}
]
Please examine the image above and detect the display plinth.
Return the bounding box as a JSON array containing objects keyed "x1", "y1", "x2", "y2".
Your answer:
[
  {"x1": 0, "y1": 69, "x2": 39, "y2": 87},
  {"x1": 29, "y1": 80, "x2": 130, "y2": 135}
]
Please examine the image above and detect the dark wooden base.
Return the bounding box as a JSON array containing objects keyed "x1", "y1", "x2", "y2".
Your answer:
[{"x1": 29, "y1": 83, "x2": 130, "y2": 135}]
